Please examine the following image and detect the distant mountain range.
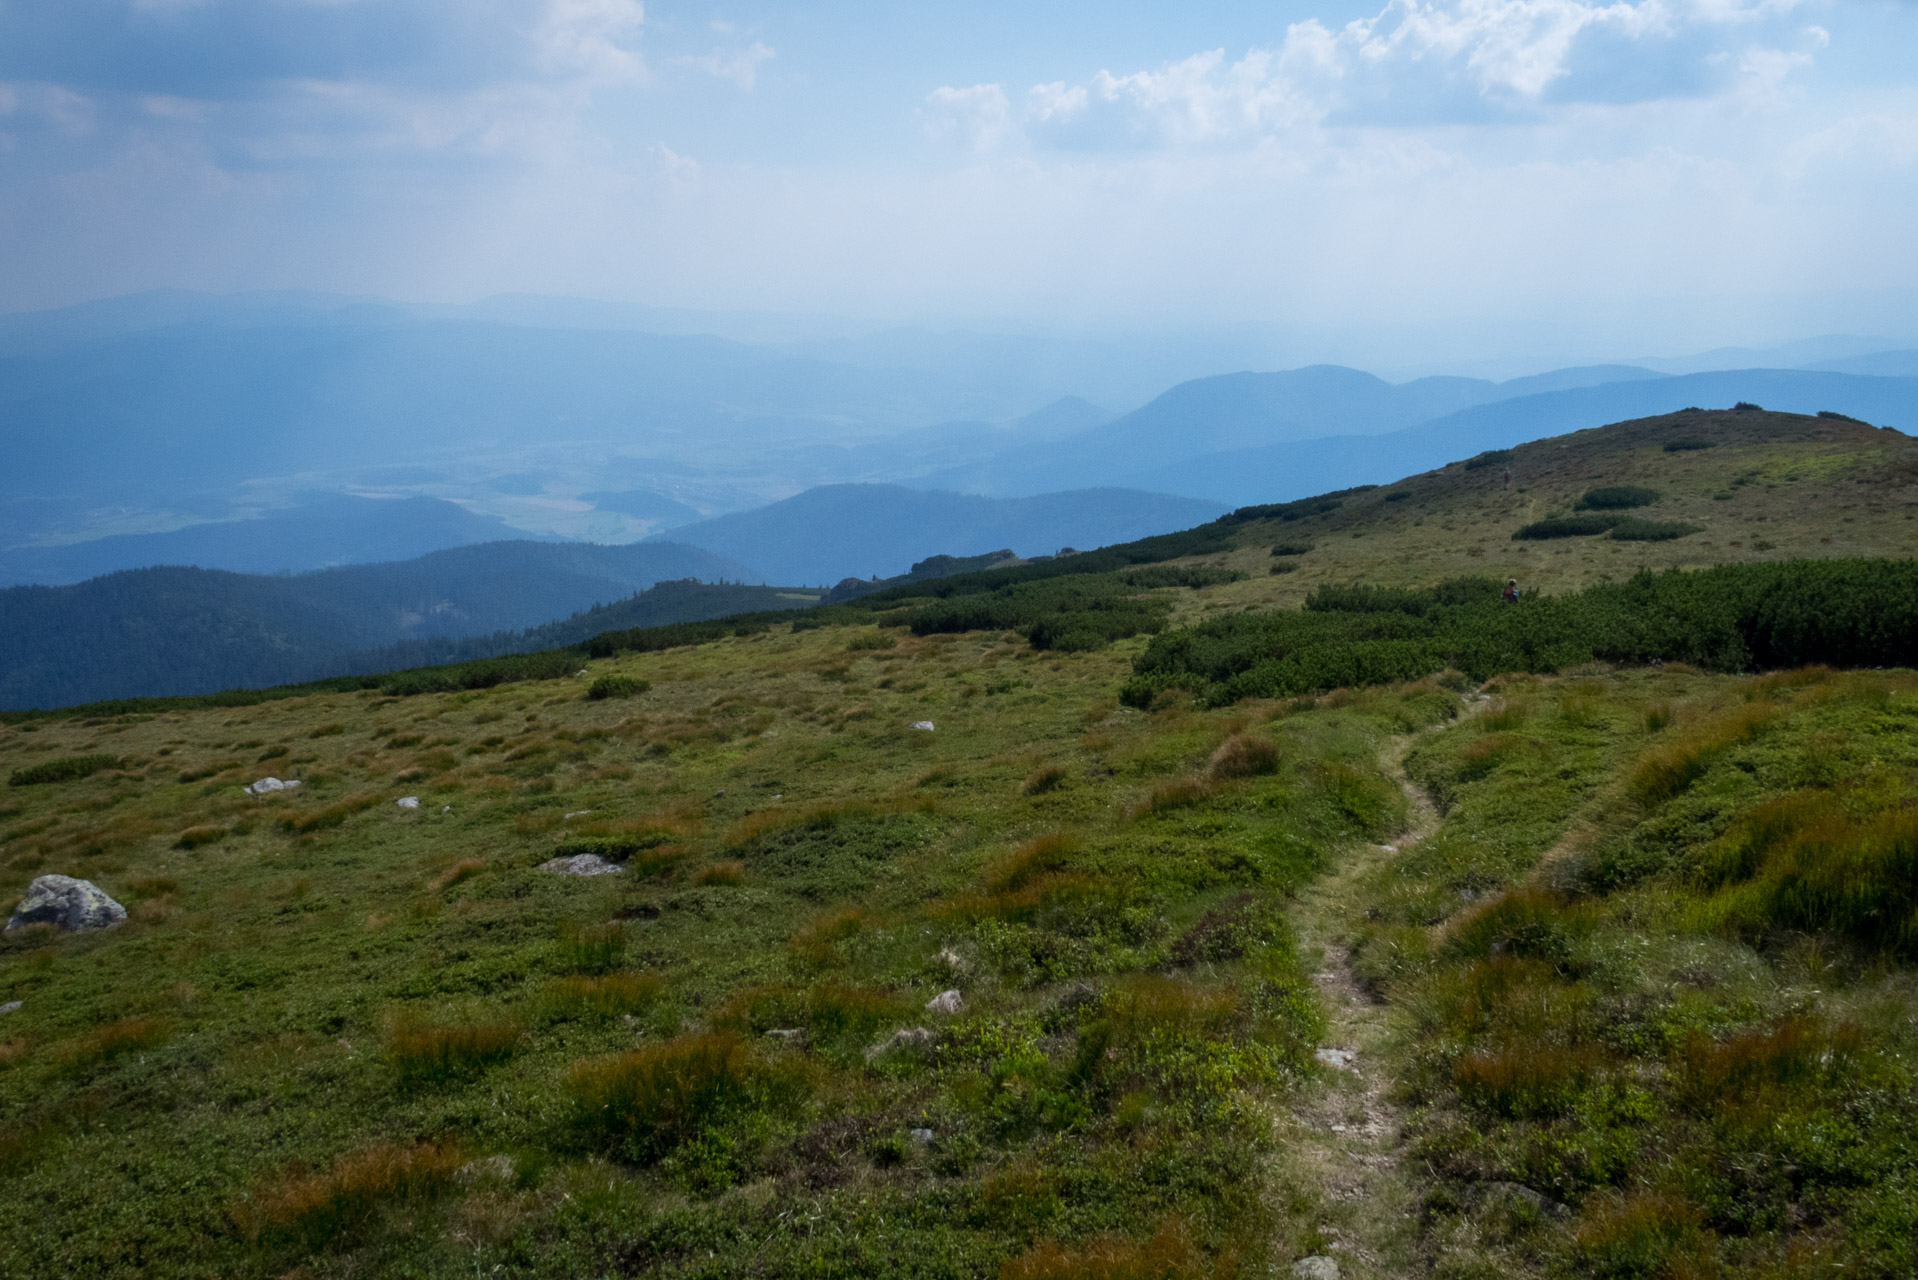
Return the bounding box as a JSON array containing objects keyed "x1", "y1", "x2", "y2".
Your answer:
[
  {"x1": 0, "y1": 494, "x2": 541, "y2": 587},
  {"x1": 653, "y1": 485, "x2": 1230, "y2": 586},
  {"x1": 0, "y1": 540, "x2": 752, "y2": 709},
  {"x1": 1107, "y1": 369, "x2": 1918, "y2": 507}
]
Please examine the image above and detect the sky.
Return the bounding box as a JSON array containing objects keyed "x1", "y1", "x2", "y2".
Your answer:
[{"x1": 1, "y1": 0, "x2": 1915, "y2": 364}]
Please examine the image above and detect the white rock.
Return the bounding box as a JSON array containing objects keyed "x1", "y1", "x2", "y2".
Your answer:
[
  {"x1": 441, "y1": 805, "x2": 452, "y2": 814},
  {"x1": 864, "y1": 1026, "x2": 935, "y2": 1061},
  {"x1": 0, "y1": 1001, "x2": 20, "y2": 1014},
  {"x1": 538, "y1": 854, "x2": 622, "y2": 877},
  {"x1": 6, "y1": 875, "x2": 127, "y2": 933},
  {"x1": 1315, "y1": 1047, "x2": 1357, "y2": 1070},
  {"x1": 909, "y1": 1128, "x2": 934, "y2": 1144},
  {"x1": 1292, "y1": 1258, "x2": 1340, "y2": 1280},
  {"x1": 925, "y1": 989, "x2": 962, "y2": 1014},
  {"x1": 396, "y1": 796, "x2": 420, "y2": 810},
  {"x1": 247, "y1": 777, "x2": 301, "y2": 795},
  {"x1": 908, "y1": 720, "x2": 936, "y2": 731},
  {"x1": 563, "y1": 810, "x2": 593, "y2": 820}
]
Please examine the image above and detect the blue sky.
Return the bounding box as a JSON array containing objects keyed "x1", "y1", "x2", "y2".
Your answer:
[{"x1": 1, "y1": 0, "x2": 1914, "y2": 362}]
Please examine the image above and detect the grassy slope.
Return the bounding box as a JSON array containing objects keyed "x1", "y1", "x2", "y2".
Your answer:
[{"x1": 0, "y1": 409, "x2": 1913, "y2": 1278}]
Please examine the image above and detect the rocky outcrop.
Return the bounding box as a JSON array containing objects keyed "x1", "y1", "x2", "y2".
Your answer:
[{"x1": 6, "y1": 875, "x2": 127, "y2": 933}]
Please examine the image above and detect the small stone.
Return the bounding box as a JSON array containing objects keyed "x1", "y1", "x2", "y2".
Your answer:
[
  {"x1": 1315, "y1": 1047, "x2": 1357, "y2": 1070},
  {"x1": 865, "y1": 1026, "x2": 935, "y2": 1061},
  {"x1": 6, "y1": 875, "x2": 127, "y2": 933},
  {"x1": 247, "y1": 777, "x2": 301, "y2": 795},
  {"x1": 908, "y1": 720, "x2": 935, "y2": 731},
  {"x1": 440, "y1": 805, "x2": 452, "y2": 814},
  {"x1": 1480, "y1": 1180, "x2": 1572, "y2": 1221},
  {"x1": 538, "y1": 854, "x2": 622, "y2": 877},
  {"x1": 564, "y1": 810, "x2": 593, "y2": 820},
  {"x1": 0, "y1": 1001, "x2": 20, "y2": 1014},
  {"x1": 925, "y1": 989, "x2": 962, "y2": 1014},
  {"x1": 909, "y1": 1128, "x2": 934, "y2": 1144},
  {"x1": 1292, "y1": 1257, "x2": 1340, "y2": 1280},
  {"x1": 396, "y1": 796, "x2": 420, "y2": 809}
]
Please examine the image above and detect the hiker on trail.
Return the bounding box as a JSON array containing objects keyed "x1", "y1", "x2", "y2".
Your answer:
[{"x1": 1503, "y1": 578, "x2": 1520, "y2": 604}]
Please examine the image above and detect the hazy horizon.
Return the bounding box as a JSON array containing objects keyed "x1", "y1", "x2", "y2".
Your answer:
[{"x1": 3, "y1": 1, "x2": 1916, "y2": 373}]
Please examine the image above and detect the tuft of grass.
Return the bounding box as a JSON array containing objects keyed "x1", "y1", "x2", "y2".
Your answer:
[
  {"x1": 539, "y1": 972, "x2": 665, "y2": 1022},
  {"x1": 1453, "y1": 1042, "x2": 1604, "y2": 1118},
  {"x1": 848, "y1": 632, "x2": 897, "y2": 651},
  {"x1": 1022, "y1": 764, "x2": 1069, "y2": 796},
  {"x1": 983, "y1": 835, "x2": 1080, "y2": 896},
  {"x1": 788, "y1": 907, "x2": 869, "y2": 963},
  {"x1": 1208, "y1": 733, "x2": 1278, "y2": 780},
  {"x1": 66, "y1": 1016, "x2": 169, "y2": 1069},
  {"x1": 1572, "y1": 1193, "x2": 1712, "y2": 1280},
  {"x1": 279, "y1": 794, "x2": 379, "y2": 834},
  {"x1": 1627, "y1": 703, "x2": 1775, "y2": 805},
  {"x1": 565, "y1": 1032, "x2": 768, "y2": 1163},
  {"x1": 429, "y1": 859, "x2": 487, "y2": 892},
  {"x1": 9, "y1": 754, "x2": 117, "y2": 787},
  {"x1": 382, "y1": 1020, "x2": 519, "y2": 1088},
  {"x1": 1133, "y1": 778, "x2": 1215, "y2": 817},
  {"x1": 174, "y1": 824, "x2": 228, "y2": 850},
  {"x1": 556, "y1": 920, "x2": 626, "y2": 974},
  {"x1": 1000, "y1": 1219, "x2": 1227, "y2": 1280},
  {"x1": 240, "y1": 1141, "x2": 464, "y2": 1247},
  {"x1": 693, "y1": 859, "x2": 747, "y2": 886},
  {"x1": 1642, "y1": 701, "x2": 1673, "y2": 732}
]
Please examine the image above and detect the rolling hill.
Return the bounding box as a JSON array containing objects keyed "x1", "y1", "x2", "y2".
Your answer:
[
  {"x1": 0, "y1": 409, "x2": 1913, "y2": 1280},
  {"x1": 0, "y1": 540, "x2": 754, "y2": 710},
  {"x1": 654, "y1": 484, "x2": 1229, "y2": 586},
  {"x1": 0, "y1": 494, "x2": 541, "y2": 587},
  {"x1": 1115, "y1": 369, "x2": 1918, "y2": 507}
]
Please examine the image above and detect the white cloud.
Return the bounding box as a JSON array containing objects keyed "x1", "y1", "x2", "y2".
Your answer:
[
  {"x1": 680, "y1": 41, "x2": 775, "y2": 91},
  {"x1": 537, "y1": 0, "x2": 647, "y2": 84},
  {"x1": 955, "y1": 0, "x2": 1820, "y2": 154},
  {"x1": 921, "y1": 82, "x2": 1014, "y2": 152}
]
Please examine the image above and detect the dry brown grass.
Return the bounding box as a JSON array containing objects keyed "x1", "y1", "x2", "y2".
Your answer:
[
  {"x1": 539, "y1": 972, "x2": 665, "y2": 1021},
  {"x1": 174, "y1": 824, "x2": 228, "y2": 850},
  {"x1": 1022, "y1": 764, "x2": 1069, "y2": 795},
  {"x1": 1130, "y1": 778, "x2": 1215, "y2": 818},
  {"x1": 1208, "y1": 733, "x2": 1279, "y2": 780},
  {"x1": 239, "y1": 1140, "x2": 464, "y2": 1245},
  {"x1": 429, "y1": 859, "x2": 487, "y2": 892},
  {"x1": 64, "y1": 1016, "x2": 168, "y2": 1069},
  {"x1": 1001, "y1": 1219, "x2": 1233, "y2": 1280},
  {"x1": 565, "y1": 1032, "x2": 764, "y2": 1161},
  {"x1": 1628, "y1": 702, "x2": 1776, "y2": 805},
  {"x1": 382, "y1": 1020, "x2": 519, "y2": 1087},
  {"x1": 693, "y1": 860, "x2": 747, "y2": 886}
]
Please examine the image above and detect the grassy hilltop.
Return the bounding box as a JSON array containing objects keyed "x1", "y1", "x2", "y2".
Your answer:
[{"x1": 0, "y1": 409, "x2": 1916, "y2": 1278}]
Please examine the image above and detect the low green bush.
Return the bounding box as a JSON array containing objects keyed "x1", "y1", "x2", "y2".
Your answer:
[
  {"x1": 1122, "y1": 560, "x2": 1918, "y2": 707},
  {"x1": 1513, "y1": 514, "x2": 1622, "y2": 540},
  {"x1": 1575, "y1": 486, "x2": 1659, "y2": 510},
  {"x1": 9, "y1": 754, "x2": 118, "y2": 786},
  {"x1": 585, "y1": 675, "x2": 649, "y2": 700},
  {"x1": 1608, "y1": 518, "x2": 1700, "y2": 542}
]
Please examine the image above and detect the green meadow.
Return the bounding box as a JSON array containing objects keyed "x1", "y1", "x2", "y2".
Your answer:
[{"x1": 0, "y1": 408, "x2": 1915, "y2": 1278}]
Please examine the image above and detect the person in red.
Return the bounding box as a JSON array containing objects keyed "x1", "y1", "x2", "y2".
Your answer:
[{"x1": 1503, "y1": 578, "x2": 1520, "y2": 603}]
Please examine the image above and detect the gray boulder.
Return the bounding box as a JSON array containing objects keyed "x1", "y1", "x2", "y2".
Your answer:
[
  {"x1": 1292, "y1": 1258, "x2": 1340, "y2": 1280},
  {"x1": 539, "y1": 853, "x2": 622, "y2": 877},
  {"x1": 7, "y1": 875, "x2": 127, "y2": 933}
]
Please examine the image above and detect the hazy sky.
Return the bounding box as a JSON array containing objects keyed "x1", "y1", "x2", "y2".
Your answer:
[{"x1": 2, "y1": 0, "x2": 1915, "y2": 357}]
